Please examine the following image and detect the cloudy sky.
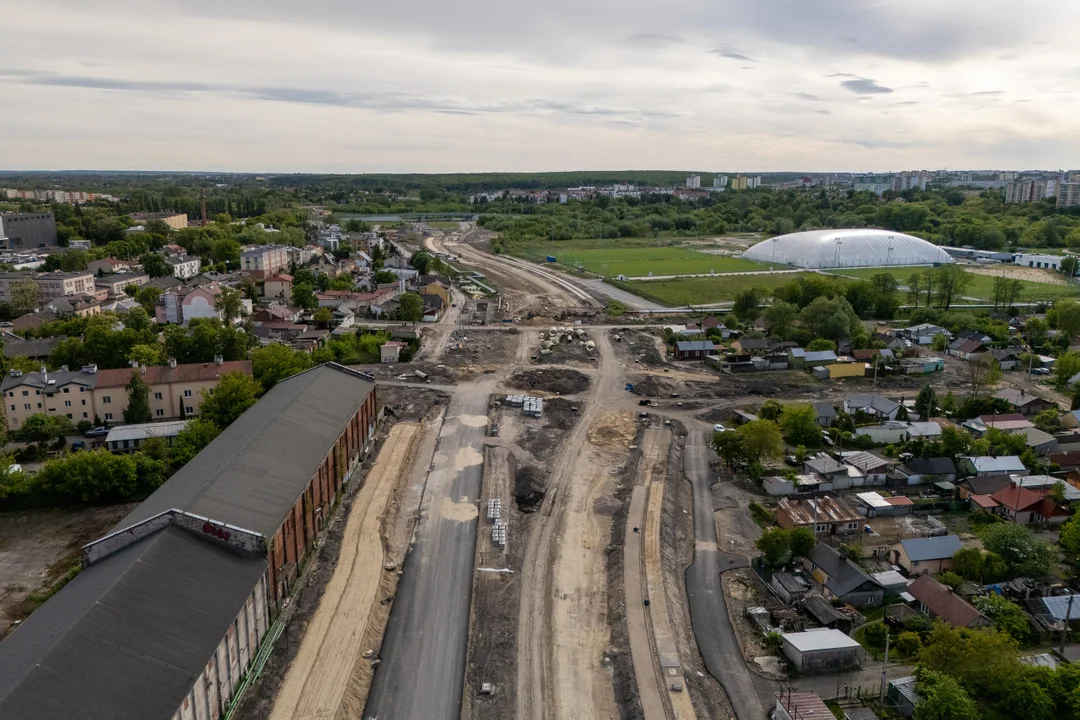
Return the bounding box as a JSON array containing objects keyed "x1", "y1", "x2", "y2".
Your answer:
[{"x1": 3, "y1": 0, "x2": 1078, "y2": 173}]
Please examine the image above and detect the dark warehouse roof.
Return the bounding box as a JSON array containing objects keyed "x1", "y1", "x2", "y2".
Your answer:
[{"x1": 118, "y1": 362, "x2": 376, "y2": 537}]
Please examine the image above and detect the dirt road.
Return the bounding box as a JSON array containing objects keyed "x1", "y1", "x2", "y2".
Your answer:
[
  {"x1": 516, "y1": 333, "x2": 631, "y2": 720},
  {"x1": 268, "y1": 423, "x2": 419, "y2": 720}
]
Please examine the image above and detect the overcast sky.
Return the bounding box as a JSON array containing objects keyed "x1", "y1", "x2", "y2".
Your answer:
[{"x1": 3, "y1": 0, "x2": 1078, "y2": 173}]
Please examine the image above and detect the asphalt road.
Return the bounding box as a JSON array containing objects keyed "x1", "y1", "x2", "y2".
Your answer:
[
  {"x1": 683, "y1": 430, "x2": 766, "y2": 720},
  {"x1": 364, "y1": 380, "x2": 494, "y2": 720}
]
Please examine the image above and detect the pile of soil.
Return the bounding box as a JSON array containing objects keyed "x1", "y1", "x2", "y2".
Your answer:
[
  {"x1": 630, "y1": 375, "x2": 680, "y2": 397},
  {"x1": 513, "y1": 466, "x2": 547, "y2": 513},
  {"x1": 542, "y1": 398, "x2": 578, "y2": 430},
  {"x1": 698, "y1": 407, "x2": 730, "y2": 423},
  {"x1": 508, "y1": 368, "x2": 590, "y2": 395}
]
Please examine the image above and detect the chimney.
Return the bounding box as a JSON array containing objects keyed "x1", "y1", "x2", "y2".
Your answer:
[
  {"x1": 168, "y1": 357, "x2": 177, "y2": 369},
  {"x1": 214, "y1": 355, "x2": 223, "y2": 365},
  {"x1": 39, "y1": 365, "x2": 46, "y2": 376}
]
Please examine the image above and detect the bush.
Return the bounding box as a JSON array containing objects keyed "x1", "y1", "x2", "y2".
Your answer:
[
  {"x1": 749, "y1": 501, "x2": 774, "y2": 528},
  {"x1": 896, "y1": 631, "x2": 922, "y2": 655},
  {"x1": 863, "y1": 621, "x2": 888, "y2": 649}
]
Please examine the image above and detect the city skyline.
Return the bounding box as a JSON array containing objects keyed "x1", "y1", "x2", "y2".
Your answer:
[{"x1": 3, "y1": 0, "x2": 1079, "y2": 172}]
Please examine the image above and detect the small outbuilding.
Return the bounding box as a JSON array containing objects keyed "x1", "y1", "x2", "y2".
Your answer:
[{"x1": 780, "y1": 628, "x2": 862, "y2": 674}]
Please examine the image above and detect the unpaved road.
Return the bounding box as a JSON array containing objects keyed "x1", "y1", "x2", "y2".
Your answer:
[
  {"x1": 516, "y1": 332, "x2": 629, "y2": 720},
  {"x1": 268, "y1": 423, "x2": 419, "y2": 720}
]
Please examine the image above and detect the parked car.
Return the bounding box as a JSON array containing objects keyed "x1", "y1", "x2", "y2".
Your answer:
[
  {"x1": 84, "y1": 427, "x2": 108, "y2": 438},
  {"x1": 1031, "y1": 367, "x2": 1051, "y2": 376},
  {"x1": 713, "y1": 424, "x2": 727, "y2": 433},
  {"x1": 785, "y1": 455, "x2": 799, "y2": 466}
]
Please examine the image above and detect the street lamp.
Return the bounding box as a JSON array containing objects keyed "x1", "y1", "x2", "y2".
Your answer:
[{"x1": 834, "y1": 239, "x2": 843, "y2": 268}]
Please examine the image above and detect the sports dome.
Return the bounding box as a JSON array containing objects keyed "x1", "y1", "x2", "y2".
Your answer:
[{"x1": 741, "y1": 229, "x2": 953, "y2": 270}]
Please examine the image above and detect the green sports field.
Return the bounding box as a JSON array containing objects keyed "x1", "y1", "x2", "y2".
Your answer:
[
  {"x1": 831, "y1": 267, "x2": 1080, "y2": 302},
  {"x1": 516, "y1": 244, "x2": 773, "y2": 278},
  {"x1": 611, "y1": 272, "x2": 825, "y2": 306}
]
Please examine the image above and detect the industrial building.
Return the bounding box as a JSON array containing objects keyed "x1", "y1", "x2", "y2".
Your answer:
[
  {"x1": 0, "y1": 363, "x2": 380, "y2": 720},
  {"x1": 780, "y1": 628, "x2": 862, "y2": 673},
  {"x1": 0, "y1": 211, "x2": 58, "y2": 249},
  {"x1": 742, "y1": 229, "x2": 953, "y2": 269}
]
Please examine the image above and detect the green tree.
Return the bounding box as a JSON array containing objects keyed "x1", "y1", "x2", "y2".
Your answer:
[
  {"x1": 399, "y1": 292, "x2": 423, "y2": 324},
  {"x1": 913, "y1": 667, "x2": 979, "y2": 720},
  {"x1": 937, "y1": 571, "x2": 964, "y2": 589},
  {"x1": 198, "y1": 372, "x2": 261, "y2": 429},
  {"x1": 251, "y1": 343, "x2": 313, "y2": 392},
  {"x1": 713, "y1": 431, "x2": 747, "y2": 473},
  {"x1": 779, "y1": 403, "x2": 822, "y2": 446},
  {"x1": 788, "y1": 527, "x2": 816, "y2": 559},
  {"x1": 755, "y1": 527, "x2": 790, "y2": 567},
  {"x1": 736, "y1": 419, "x2": 784, "y2": 466},
  {"x1": 134, "y1": 285, "x2": 162, "y2": 315},
  {"x1": 33, "y1": 450, "x2": 139, "y2": 504},
  {"x1": 871, "y1": 272, "x2": 900, "y2": 318},
  {"x1": 410, "y1": 251, "x2": 434, "y2": 274},
  {"x1": 19, "y1": 414, "x2": 65, "y2": 454},
  {"x1": 170, "y1": 419, "x2": 220, "y2": 469},
  {"x1": 1061, "y1": 514, "x2": 1080, "y2": 560},
  {"x1": 1061, "y1": 255, "x2": 1079, "y2": 278},
  {"x1": 762, "y1": 300, "x2": 798, "y2": 337},
  {"x1": 313, "y1": 307, "x2": 334, "y2": 327},
  {"x1": 863, "y1": 621, "x2": 888, "y2": 649},
  {"x1": 979, "y1": 522, "x2": 1053, "y2": 577},
  {"x1": 122, "y1": 373, "x2": 153, "y2": 424},
  {"x1": 806, "y1": 339, "x2": 837, "y2": 352},
  {"x1": 907, "y1": 271, "x2": 924, "y2": 308},
  {"x1": 973, "y1": 593, "x2": 1033, "y2": 644},
  {"x1": 10, "y1": 278, "x2": 40, "y2": 315},
  {"x1": 931, "y1": 264, "x2": 973, "y2": 309},
  {"x1": 758, "y1": 399, "x2": 784, "y2": 421},
  {"x1": 217, "y1": 287, "x2": 243, "y2": 324},
  {"x1": 732, "y1": 286, "x2": 765, "y2": 322},
  {"x1": 291, "y1": 282, "x2": 317, "y2": 312},
  {"x1": 798, "y1": 295, "x2": 860, "y2": 340},
  {"x1": 1052, "y1": 351, "x2": 1080, "y2": 389},
  {"x1": 896, "y1": 631, "x2": 922, "y2": 656},
  {"x1": 140, "y1": 253, "x2": 171, "y2": 278},
  {"x1": 127, "y1": 343, "x2": 164, "y2": 367},
  {"x1": 915, "y1": 384, "x2": 938, "y2": 419},
  {"x1": 1053, "y1": 299, "x2": 1080, "y2": 340}
]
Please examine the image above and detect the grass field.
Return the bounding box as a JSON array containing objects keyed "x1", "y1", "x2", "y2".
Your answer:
[
  {"x1": 513, "y1": 242, "x2": 773, "y2": 278},
  {"x1": 831, "y1": 267, "x2": 1080, "y2": 302},
  {"x1": 611, "y1": 272, "x2": 821, "y2": 306}
]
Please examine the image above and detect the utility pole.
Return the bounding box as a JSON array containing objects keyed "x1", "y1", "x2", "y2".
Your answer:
[
  {"x1": 880, "y1": 630, "x2": 890, "y2": 703},
  {"x1": 1061, "y1": 594, "x2": 1075, "y2": 653}
]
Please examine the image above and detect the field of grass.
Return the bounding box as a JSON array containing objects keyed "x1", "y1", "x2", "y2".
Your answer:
[
  {"x1": 611, "y1": 272, "x2": 822, "y2": 306},
  {"x1": 512, "y1": 242, "x2": 773, "y2": 278},
  {"x1": 831, "y1": 266, "x2": 1080, "y2": 302}
]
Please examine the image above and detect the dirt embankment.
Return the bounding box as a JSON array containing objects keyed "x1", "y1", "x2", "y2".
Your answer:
[
  {"x1": 508, "y1": 368, "x2": 591, "y2": 395},
  {"x1": 611, "y1": 329, "x2": 670, "y2": 368},
  {"x1": 443, "y1": 329, "x2": 520, "y2": 368}
]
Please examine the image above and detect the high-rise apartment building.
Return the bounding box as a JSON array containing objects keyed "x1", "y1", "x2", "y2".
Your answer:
[
  {"x1": 713, "y1": 175, "x2": 728, "y2": 188},
  {"x1": 1005, "y1": 180, "x2": 1049, "y2": 204},
  {"x1": 1058, "y1": 183, "x2": 1080, "y2": 209},
  {"x1": 685, "y1": 175, "x2": 701, "y2": 188}
]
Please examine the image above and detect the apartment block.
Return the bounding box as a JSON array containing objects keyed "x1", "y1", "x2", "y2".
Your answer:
[
  {"x1": 0, "y1": 271, "x2": 95, "y2": 304},
  {"x1": 0, "y1": 359, "x2": 253, "y2": 430},
  {"x1": 241, "y1": 245, "x2": 291, "y2": 278},
  {"x1": 1005, "y1": 180, "x2": 1049, "y2": 204},
  {"x1": 1058, "y1": 183, "x2": 1080, "y2": 209}
]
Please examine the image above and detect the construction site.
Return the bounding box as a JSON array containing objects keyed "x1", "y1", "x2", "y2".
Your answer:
[{"x1": 12, "y1": 221, "x2": 1075, "y2": 720}]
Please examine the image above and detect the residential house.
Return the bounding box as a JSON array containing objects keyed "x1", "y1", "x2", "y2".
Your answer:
[
  {"x1": 11, "y1": 309, "x2": 56, "y2": 333},
  {"x1": 894, "y1": 457, "x2": 957, "y2": 486},
  {"x1": 252, "y1": 305, "x2": 300, "y2": 324},
  {"x1": 1014, "y1": 426, "x2": 1058, "y2": 455},
  {"x1": 762, "y1": 473, "x2": 827, "y2": 496},
  {"x1": 86, "y1": 257, "x2": 130, "y2": 276},
  {"x1": 422, "y1": 294, "x2": 445, "y2": 323},
  {"x1": 803, "y1": 544, "x2": 884, "y2": 608},
  {"x1": 957, "y1": 473, "x2": 1013, "y2": 499},
  {"x1": 1, "y1": 365, "x2": 100, "y2": 429},
  {"x1": 906, "y1": 574, "x2": 992, "y2": 628},
  {"x1": 957, "y1": 329, "x2": 993, "y2": 344},
  {"x1": 91, "y1": 359, "x2": 253, "y2": 424},
  {"x1": 787, "y1": 347, "x2": 807, "y2": 369},
  {"x1": 947, "y1": 339, "x2": 984, "y2": 360},
  {"x1": 842, "y1": 451, "x2": 891, "y2": 485},
  {"x1": 960, "y1": 455, "x2": 1028, "y2": 477},
  {"x1": 380, "y1": 341, "x2": 406, "y2": 364},
  {"x1": 813, "y1": 402, "x2": 836, "y2": 427},
  {"x1": 1040, "y1": 594, "x2": 1080, "y2": 627},
  {"x1": 891, "y1": 535, "x2": 963, "y2": 574},
  {"x1": 1, "y1": 332, "x2": 66, "y2": 361},
  {"x1": 844, "y1": 395, "x2": 901, "y2": 421},
  {"x1": 993, "y1": 388, "x2": 1057, "y2": 416},
  {"x1": 167, "y1": 254, "x2": 201, "y2": 280},
  {"x1": 775, "y1": 496, "x2": 864, "y2": 537},
  {"x1": 104, "y1": 420, "x2": 189, "y2": 453},
  {"x1": 1016, "y1": 474, "x2": 1080, "y2": 504},
  {"x1": 852, "y1": 348, "x2": 894, "y2": 364},
  {"x1": 804, "y1": 454, "x2": 857, "y2": 486},
  {"x1": 45, "y1": 293, "x2": 101, "y2": 318},
  {"x1": 990, "y1": 483, "x2": 1044, "y2": 524},
  {"x1": 775, "y1": 692, "x2": 834, "y2": 720},
  {"x1": 805, "y1": 350, "x2": 839, "y2": 367},
  {"x1": 674, "y1": 340, "x2": 716, "y2": 360},
  {"x1": 905, "y1": 421, "x2": 943, "y2": 438},
  {"x1": 148, "y1": 275, "x2": 183, "y2": 292},
  {"x1": 0, "y1": 270, "x2": 95, "y2": 302},
  {"x1": 990, "y1": 347, "x2": 1023, "y2": 371},
  {"x1": 899, "y1": 323, "x2": 950, "y2": 344},
  {"x1": 418, "y1": 277, "x2": 451, "y2": 307},
  {"x1": 96, "y1": 272, "x2": 150, "y2": 297},
  {"x1": 263, "y1": 274, "x2": 293, "y2": 300},
  {"x1": 963, "y1": 413, "x2": 1034, "y2": 435},
  {"x1": 731, "y1": 338, "x2": 770, "y2": 354},
  {"x1": 888, "y1": 677, "x2": 923, "y2": 719},
  {"x1": 156, "y1": 285, "x2": 223, "y2": 325}
]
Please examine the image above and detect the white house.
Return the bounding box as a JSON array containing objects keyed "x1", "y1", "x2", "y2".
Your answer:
[{"x1": 167, "y1": 254, "x2": 201, "y2": 280}]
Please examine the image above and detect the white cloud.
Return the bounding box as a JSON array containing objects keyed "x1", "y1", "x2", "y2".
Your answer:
[{"x1": 2, "y1": 0, "x2": 1078, "y2": 172}]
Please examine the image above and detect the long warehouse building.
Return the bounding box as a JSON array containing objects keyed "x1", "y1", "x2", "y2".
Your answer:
[{"x1": 0, "y1": 362, "x2": 380, "y2": 720}]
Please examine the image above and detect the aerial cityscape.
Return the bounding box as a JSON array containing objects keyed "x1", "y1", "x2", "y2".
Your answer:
[{"x1": 3, "y1": 1, "x2": 1080, "y2": 720}]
